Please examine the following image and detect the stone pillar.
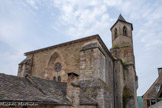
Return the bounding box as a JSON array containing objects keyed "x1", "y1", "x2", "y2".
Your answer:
[
  {"x1": 17, "y1": 57, "x2": 33, "y2": 77},
  {"x1": 80, "y1": 42, "x2": 106, "y2": 82},
  {"x1": 67, "y1": 73, "x2": 80, "y2": 108}
]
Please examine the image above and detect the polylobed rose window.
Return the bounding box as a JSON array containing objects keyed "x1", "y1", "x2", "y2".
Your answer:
[{"x1": 54, "y1": 62, "x2": 62, "y2": 72}]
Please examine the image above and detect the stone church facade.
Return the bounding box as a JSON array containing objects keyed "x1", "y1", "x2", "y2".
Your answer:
[{"x1": 0, "y1": 15, "x2": 138, "y2": 108}]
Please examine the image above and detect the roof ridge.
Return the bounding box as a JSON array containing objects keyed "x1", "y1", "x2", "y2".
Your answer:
[
  {"x1": 25, "y1": 74, "x2": 46, "y2": 95},
  {"x1": 25, "y1": 34, "x2": 100, "y2": 55}
]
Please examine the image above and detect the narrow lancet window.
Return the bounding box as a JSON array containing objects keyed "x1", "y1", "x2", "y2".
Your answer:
[
  {"x1": 114, "y1": 28, "x2": 117, "y2": 39},
  {"x1": 123, "y1": 26, "x2": 127, "y2": 36},
  {"x1": 53, "y1": 76, "x2": 56, "y2": 81},
  {"x1": 58, "y1": 76, "x2": 61, "y2": 82}
]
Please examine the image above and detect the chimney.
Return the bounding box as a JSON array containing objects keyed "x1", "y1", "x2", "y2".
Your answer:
[
  {"x1": 158, "y1": 68, "x2": 162, "y2": 76},
  {"x1": 67, "y1": 72, "x2": 80, "y2": 108}
]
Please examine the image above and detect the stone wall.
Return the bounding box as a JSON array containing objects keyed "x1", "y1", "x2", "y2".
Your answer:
[
  {"x1": 124, "y1": 65, "x2": 138, "y2": 108},
  {"x1": 79, "y1": 78, "x2": 113, "y2": 108},
  {"x1": 79, "y1": 42, "x2": 106, "y2": 81},
  {"x1": 111, "y1": 21, "x2": 133, "y2": 47},
  {"x1": 113, "y1": 59, "x2": 138, "y2": 108},
  {"x1": 110, "y1": 46, "x2": 135, "y2": 65},
  {"x1": 22, "y1": 37, "x2": 97, "y2": 82},
  {"x1": 113, "y1": 60, "x2": 124, "y2": 108}
]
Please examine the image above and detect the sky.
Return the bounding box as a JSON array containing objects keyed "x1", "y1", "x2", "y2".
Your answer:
[{"x1": 0, "y1": 0, "x2": 162, "y2": 96}]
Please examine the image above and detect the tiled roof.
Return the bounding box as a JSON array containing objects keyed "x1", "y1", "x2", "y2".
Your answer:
[
  {"x1": 0, "y1": 73, "x2": 97, "y2": 105},
  {"x1": 0, "y1": 73, "x2": 70, "y2": 105}
]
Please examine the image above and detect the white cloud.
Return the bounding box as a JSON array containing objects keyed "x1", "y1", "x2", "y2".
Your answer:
[
  {"x1": 52, "y1": 0, "x2": 114, "y2": 39},
  {"x1": 0, "y1": 0, "x2": 162, "y2": 96},
  {"x1": 0, "y1": 21, "x2": 24, "y2": 45},
  {"x1": 25, "y1": 0, "x2": 39, "y2": 10}
]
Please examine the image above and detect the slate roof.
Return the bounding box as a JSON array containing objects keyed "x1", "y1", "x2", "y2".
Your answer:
[
  {"x1": 0, "y1": 73, "x2": 97, "y2": 105},
  {"x1": 110, "y1": 14, "x2": 133, "y2": 30},
  {"x1": 118, "y1": 14, "x2": 126, "y2": 21},
  {"x1": 0, "y1": 73, "x2": 70, "y2": 105},
  {"x1": 149, "y1": 101, "x2": 162, "y2": 108}
]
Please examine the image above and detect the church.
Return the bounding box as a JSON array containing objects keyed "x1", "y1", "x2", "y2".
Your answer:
[{"x1": 0, "y1": 15, "x2": 138, "y2": 108}]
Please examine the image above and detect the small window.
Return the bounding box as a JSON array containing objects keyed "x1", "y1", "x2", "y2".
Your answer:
[
  {"x1": 58, "y1": 76, "x2": 61, "y2": 82},
  {"x1": 150, "y1": 99, "x2": 156, "y2": 105},
  {"x1": 114, "y1": 28, "x2": 117, "y2": 39},
  {"x1": 53, "y1": 76, "x2": 56, "y2": 81},
  {"x1": 54, "y1": 62, "x2": 62, "y2": 72},
  {"x1": 147, "y1": 99, "x2": 150, "y2": 106},
  {"x1": 123, "y1": 26, "x2": 127, "y2": 36},
  {"x1": 155, "y1": 84, "x2": 161, "y2": 92}
]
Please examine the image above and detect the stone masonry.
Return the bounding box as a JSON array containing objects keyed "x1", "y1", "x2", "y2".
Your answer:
[{"x1": 17, "y1": 14, "x2": 138, "y2": 108}]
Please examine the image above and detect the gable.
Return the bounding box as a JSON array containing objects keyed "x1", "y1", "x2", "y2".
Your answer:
[{"x1": 143, "y1": 76, "x2": 162, "y2": 99}]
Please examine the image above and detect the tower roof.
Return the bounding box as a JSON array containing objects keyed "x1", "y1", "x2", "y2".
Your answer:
[
  {"x1": 118, "y1": 14, "x2": 126, "y2": 22},
  {"x1": 110, "y1": 14, "x2": 133, "y2": 30}
]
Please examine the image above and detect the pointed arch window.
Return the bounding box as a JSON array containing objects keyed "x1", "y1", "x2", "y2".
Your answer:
[
  {"x1": 123, "y1": 26, "x2": 127, "y2": 36},
  {"x1": 114, "y1": 28, "x2": 117, "y2": 39},
  {"x1": 58, "y1": 76, "x2": 61, "y2": 82}
]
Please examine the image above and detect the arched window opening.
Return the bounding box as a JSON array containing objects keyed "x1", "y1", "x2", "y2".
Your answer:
[
  {"x1": 114, "y1": 28, "x2": 117, "y2": 39},
  {"x1": 123, "y1": 26, "x2": 127, "y2": 36},
  {"x1": 58, "y1": 76, "x2": 61, "y2": 82},
  {"x1": 53, "y1": 76, "x2": 56, "y2": 81}
]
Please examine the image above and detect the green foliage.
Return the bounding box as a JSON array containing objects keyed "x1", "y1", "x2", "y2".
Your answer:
[
  {"x1": 120, "y1": 60, "x2": 127, "y2": 66},
  {"x1": 158, "y1": 97, "x2": 162, "y2": 99},
  {"x1": 112, "y1": 44, "x2": 119, "y2": 49},
  {"x1": 123, "y1": 62, "x2": 127, "y2": 65},
  {"x1": 123, "y1": 44, "x2": 130, "y2": 47},
  {"x1": 82, "y1": 88, "x2": 87, "y2": 92}
]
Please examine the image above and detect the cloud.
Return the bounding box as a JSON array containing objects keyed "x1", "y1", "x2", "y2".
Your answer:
[
  {"x1": 51, "y1": 0, "x2": 116, "y2": 49},
  {"x1": 25, "y1": 0, "x2": 39, "y2": 10},
  {"x1": 0, "y1": 0, "x2": 162, "y2": 96}
]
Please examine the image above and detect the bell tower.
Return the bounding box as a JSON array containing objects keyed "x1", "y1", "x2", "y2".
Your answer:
[
  {"x1": 110, "y1": 15, "x2": 138, "y2": 108},
  {"x1": 110, "y1": 14, "x2": 135, "y2": 65}
]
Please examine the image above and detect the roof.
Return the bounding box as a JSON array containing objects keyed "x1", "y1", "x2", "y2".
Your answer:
[
  {"x1": 24, "y1": 34, "x2": 114, "y2": 61},
  {"x1": 149, "y1": 101, "x2": 162, "y2": 108},
  {"x1": 0, "y1": 73, "x2": 70, "y2": 105},
  {"x1": 24, "y1": 34, "x2": 99, "y2": 55},
  {"x1": 118, "y1": 14, "x2": 126, "y2": 21},
  {"x1": 0, "y1": 73, "x2": 97, "y2": 105},
  {"x1": 143, "y1": 75, "x2": 162, "y2": 98},
  {"x1": 110, "y1": 14, "x2": 133, "y2": 30}
]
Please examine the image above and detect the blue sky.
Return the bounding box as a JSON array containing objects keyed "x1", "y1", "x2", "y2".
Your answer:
[{"x1": 0, "y1": 0, "x2": 162, "y2": 96}]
